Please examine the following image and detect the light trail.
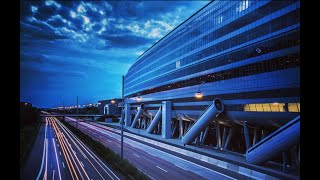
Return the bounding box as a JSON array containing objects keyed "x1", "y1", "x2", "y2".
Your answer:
[
  {"x1": 51, "y1": 118, "x2": 90, "y2": 180},
  {"x1": 57, "y1": 118, "x2": 120, "y2": 180},
  {"x1": 52, "y1": 138, "x2": 62, "y2": 180}
]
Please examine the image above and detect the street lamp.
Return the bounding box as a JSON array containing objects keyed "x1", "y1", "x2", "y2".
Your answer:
[
  {"x1": 111, "y1": 100, "x2": 115, "y2": 104},
  {"x1": 136, "y1": 96, "x2": 142, "y2": 102},
  {"x1": 195, "y1": 91, "x2": 203, "y2": 99}
]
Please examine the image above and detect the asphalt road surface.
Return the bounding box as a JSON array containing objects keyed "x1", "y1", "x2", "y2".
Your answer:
[
  {"x1": 65, "y1": 117, "x2": 244, "y2": 180},
  {"x1": 21, "y1": 117, "x2": 124, "y2": 180}
]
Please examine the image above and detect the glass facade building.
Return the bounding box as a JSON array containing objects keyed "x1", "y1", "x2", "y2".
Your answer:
[{"x1": 123, "y1": 0, "x2": 300, "y2": 154}]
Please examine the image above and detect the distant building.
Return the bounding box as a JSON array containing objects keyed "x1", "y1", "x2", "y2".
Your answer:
[{"x1": 97, "y1": 98, "x2": 122, "y2": 116}]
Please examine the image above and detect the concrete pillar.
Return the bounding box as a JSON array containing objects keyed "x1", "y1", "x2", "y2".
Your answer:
[
  {"x1": 162, "y1": 101, "x2": 172, "y2": 139},
  {"x1": 124, "y1": 103, "x2": 131, "y2": 127},
  {"x1": 221, "y1": 127, "x2": 228, "y2": 148},
  {"x1": 243, "y1": 121, "x2": 251, "y2": 150},
  {"x1": 224, "y1": 127, "x2": 233, "y2": 150},
  {"x1": 216, "y1": 121, "x2": 221, "y2": 149}
]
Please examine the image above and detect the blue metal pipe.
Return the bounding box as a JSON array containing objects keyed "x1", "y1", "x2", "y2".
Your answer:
[
  {"x1": 246, "y1": 116, "x2": 300, "y2": 164},
  {"x1": 131, "y1": 104, "x2": 145, "y2": 128},
  {"x1": 181, "y1": 98, "x2": 224, "y2": 145},
  {"x1": 146, "y1": 106, "x2": 162, "y2": 133}
]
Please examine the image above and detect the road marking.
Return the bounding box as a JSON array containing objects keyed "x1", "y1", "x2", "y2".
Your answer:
[
  {"x1": 52, "y1": 138, "x2": 62, "y2": 180},
  {"x1": 62, "y1": 162, "x2": 65, "y2": 168},
  {"x1": 156, "y1": 165, "x2": 167, "y2": 172},
  {"x1": 59, "y1": 151, "x2": 61, "y2": 155},
  {"x1": 80, "y1": 161, "x2": 84, "y2": 167},
  {"x1": 107, "y1": 140, "x2": 111, "y2": 143},
  {"x1": 117, "y1": 145, "x2": 121, "y2": 148},
  {"x1": 133, "y1": 153, "x2": 140, "y2": 158},
  {"x1": 57, "y1": 144, "x2": 59, "y2": 147},
  {"x1": 174, "y1": 164, "x2": 189, "y2": 171},
  {"x1": 52, "y1": 170, "x2": 55, "y2": 180}
]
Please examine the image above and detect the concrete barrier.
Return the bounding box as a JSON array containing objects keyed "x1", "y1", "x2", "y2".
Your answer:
[{"x1": 92, "y1": 122, "x2": 282, "y2": 179}]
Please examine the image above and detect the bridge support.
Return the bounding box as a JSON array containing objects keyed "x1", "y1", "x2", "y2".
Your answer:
[
  {"x1": 131, "y1": 104, "x2": 145, "y2": 128},
  {"x1": 181, "y1": 99, "x2": 224, "y2": 145},
  {"x1": 162, "y1": 101, "x2": 172, "y2": 139},
  {"x1": 224, "y1": 127, "x2": 233, "y2": 150},
  {"x1": 216, "y1": 121, "x2": 221, "y2": 149},
  {"x1": 147, "y1": 107, "x2": 162, "y2": 133},
  {"x1": 125, "y1": 103, "x2": 131, "y2": 127}
]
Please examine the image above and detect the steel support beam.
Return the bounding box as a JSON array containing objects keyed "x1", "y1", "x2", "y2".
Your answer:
[
  {"x1": 253, "y1": 127, "x2": 259, "y2": 145},
  {"x1": 224, "y1": 127, "x2": 233, "y2": 150},
  {"x1": 131, "y1": 104, "x2": 145, "y2": 128},
  {"x1": 172, "y1": 121, "x2": 178, "y2": 137},
  {"x1": 147, "y1": 107, "x2": 162, "y2": 133},
  {"x1": 243, "y1": 121, "x2": 251, "y2": 150},
  {"x1": 282, "y1": 151, "x2": 288, "y2": 173},
  {"x1": 201, "y1": 127, "x2": 209, "y2": 145},
  {"x1": 162, "y1": 101, "x2": 172, "y2": 139},
  {"x1": 181, "y1": 98, "x2": 224, "y2": 145},
  {"x1": 290, "y1": 145, "x2": 300, "y2": 169},
  {"x1": 216, "y1": 121, "x2": 221, "y2": 149},
  {"x1": 221, "y1": 127, "x2": 228, "y2": 148},
  {"x1": 179, "y1": 116, "x2": 183, "y2": 139}
]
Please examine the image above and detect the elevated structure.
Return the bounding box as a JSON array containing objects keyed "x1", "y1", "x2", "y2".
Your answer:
[
  {"x1": 97, "y1": 98, "x2": 122, "y2": 115},
  {"x1": 121, "y1": 0, "x2": 300, "y2": 171}
]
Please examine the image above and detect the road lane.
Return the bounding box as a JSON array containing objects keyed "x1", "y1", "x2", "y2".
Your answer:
[
  {"x1": 52, "y1": 117, "x2": 123, "y2": 180},
  {"x1": 65, "y1": 117, "x2": 237, "y2": 180}
]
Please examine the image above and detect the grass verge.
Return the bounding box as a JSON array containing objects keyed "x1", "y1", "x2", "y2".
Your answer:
[
  {"x1": 20, "y1": 121, "x2": 41, "y2": 166},
  {"x1": 60, "y1": 119, "x2": 150, "y2": 180}
]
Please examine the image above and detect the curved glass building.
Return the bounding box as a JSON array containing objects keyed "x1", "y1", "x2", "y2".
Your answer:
[{"x1": 123, "y1": 0, "x2": 300, "y2": 158}]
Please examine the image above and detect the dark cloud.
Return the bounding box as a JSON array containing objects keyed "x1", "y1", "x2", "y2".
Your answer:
[{"x1": 105, "y1": 35, "x2": 152, "y2": 48}]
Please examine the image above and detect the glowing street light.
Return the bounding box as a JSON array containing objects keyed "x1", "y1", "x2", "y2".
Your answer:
[
  {"x1": 136, "y1": 97, "x2": 142, "y2": 102},
  {"x1": 195, "y1": 91, "x2": 203, "y2": 99},
  {"x1": 111, "y1": 100, "x2": 115, "y2": 104},
  {"x1": 98, "y1": 102, "x2": 101, "y2": 105}
]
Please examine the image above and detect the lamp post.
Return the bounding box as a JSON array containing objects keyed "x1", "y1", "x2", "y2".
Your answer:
[
  {"x1": 76, "y1": 96, "x2": 78, "y2": 128},
  {"x1": 121, "y1": 75, "x2": 124, "y2": 159}
]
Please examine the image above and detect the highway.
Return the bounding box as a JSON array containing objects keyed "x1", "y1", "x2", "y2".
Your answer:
[
  {"x1": 20, "y1": 117, "x2": 123, "y2": 180},
  {"x1": 65, "y1": 117, "x2": 246, "y2": 180}
]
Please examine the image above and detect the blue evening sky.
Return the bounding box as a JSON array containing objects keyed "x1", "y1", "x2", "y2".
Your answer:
[{"x1": 20, "y1": 0, "x2": 209, "y2": 108}]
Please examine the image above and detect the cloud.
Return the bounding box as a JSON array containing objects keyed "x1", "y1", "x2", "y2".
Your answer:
[
  {"x1": 70, "y1": 10, "x2": 76, "y2": 18},
  {"x1": 45, "y1": 0, "x2": 61, "y2": 9},
  {"x1": 31, "y1": 6, "x2": 38, "y2": 13}
]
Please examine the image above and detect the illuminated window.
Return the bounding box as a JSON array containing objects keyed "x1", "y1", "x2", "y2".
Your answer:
[
  {"x1": 270, "y1": 103, "x2": 285, "y2": 112},
  {"x1": 255, "y1": 104, "x2": 264, "y2": 112},
  {"x1": 244, "y1": 104, "x2": 250, "y2": 111},
  {"x1": 249, "y1": 104, "x2": 256, "y2": 111},
  {"x1": 288, "y1": 103, "x2": 300, "y2": 112},
  {"x1": 262, "y1": 104, "x2": 271, "y2": 112},
  {"x1": 176, "y1": 60, "x2": 181, "y2": 68}
]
